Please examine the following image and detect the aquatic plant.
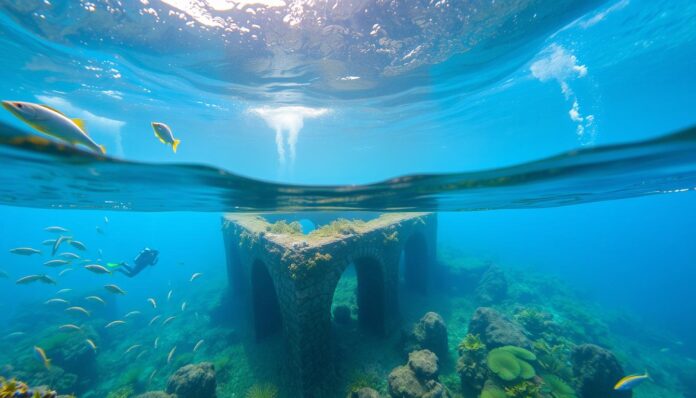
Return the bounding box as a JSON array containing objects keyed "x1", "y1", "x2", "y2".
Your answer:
[
  {"x1": 1, "y1": 377, "x2": 60, "y2": 398},
  {"x1": 308, "y1": 218, "x2": 366, "y2": 238},
  {"x1": 541, "y1": 374, "x2": 577, "y2": 398},
  {"x1": 515, "y1": 308, "x2": 553, "y2": 335},
  {"x1": 345, "y1": 370, "x2": 380, "y2": 395},
  {"x1": 480, "y1": 381, "x2": 506, "y2": 398},
  {"x1": 266, "y1": 220, "x2": 303, "y2": 235},
  {"x1": 246, "y1": 383, "x2": 278, "y2": 398},
  {"x1": 487, "y1": 346, "x2": 536, "y2": 382},
  {"x1": 458, "y1": 333, "x2": 486, "y2": 354},
  {"x1": 504, "y1": 380, "x2": 542, "y2": 398},
  {"x1": 106, "y1": 385, "x2": 134, "y2": 398},
  {"x1": 533, "y1": 340, "x2": 573, "y2": 380}
]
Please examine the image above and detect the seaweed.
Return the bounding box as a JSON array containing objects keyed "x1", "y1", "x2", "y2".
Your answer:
[
  {"x1": 246, "y1": 383, "x2": 278, "y2": 398},
  {"x1": 308, "y1": 219, "x2": 366, "y2": 238},
  {"x1": 266, "y1": 220, "x2": 303, "y2": 235}
]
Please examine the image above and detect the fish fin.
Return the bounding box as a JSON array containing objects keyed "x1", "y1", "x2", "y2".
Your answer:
[
  {"x1": 71, "y1": 118, "x2": 87, "y2": 132},
  {"x1": 172, "y1": 139, "x2": 180, "y2": 153},
  {"x1": 153, "y1": 131, "x2": 166, "y2": 144},
  {"x1": 98, "y1": 145, "x2": 106, "y2": 155},
  {"x1": 39, "y1": 104, "x2": 66, "y2": 116}
]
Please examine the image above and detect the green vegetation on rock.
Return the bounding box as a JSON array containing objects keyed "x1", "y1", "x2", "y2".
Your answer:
[
  {"x1": 308, "y1": 219, "x2": 366, "y2": 238},
  {"x1": 504, "y1": 380, "x2": 542, "y2": 398},
  {"x1": 487, "y1": 346, "x2": 536, "y2": 382},
  {"x1": 458, "y1": 333, "x2": 486, "y2": 353},
  {"x1": 266, "y1": 220, "x2": 303, "y2": 235},
  {"x1": 246, "y1": 383, "x2": 278, "y2": 398},
  {"x1": 541, "y1": 374, "x2": 577, "y2": 398}
]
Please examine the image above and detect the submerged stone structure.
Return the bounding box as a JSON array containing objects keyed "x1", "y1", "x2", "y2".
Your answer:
[{"x1": 221, "y1": 213, "x2": 437, "y2": 396}]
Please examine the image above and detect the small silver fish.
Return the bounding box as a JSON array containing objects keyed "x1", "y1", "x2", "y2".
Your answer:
[
  {"x1": 42, "y1": 239, "x2": 57, "y2": 246},
  {"x1": 66, "y1": 306, "x2": 90, "y2": 316},
  {"x1": 105, "y1": 320, "x2": 126, "y2": 328},
  {"x1": 16, "y1": 274, "x2": 55, "y2": 285},
  {"x1": 193, "y1": 339, "x2": 204, "y2": 352},
  {"x1": 125, "y1": 344, "x2": 141, "y2": 354},
  {"x1": 181, "y1": 301, "x2": 187, "y2": 312},
  {"x1": 104, "y1": 216, "x2": 109, "y2": 224},
  {"x1": 104, "y1": 284, "x2": 126, "y2": 295},
  {"x1": 59, "y1": 324, "x2": 82, "y2": 332},
  {"x1": 148, "y1": 298, "x2": 157, "y2": 309},
  {"x1": 86, "y1": 295, "x2": 106, "y2": 305},
  {"x1": 10, "y1": 247, "x2": 41, "y2": 256},
  {"x1": 85, "y1": 338, "x2": 97, "y2": 352},
  {"x1": 44, "y1": 259, "x2": 69, "y2": 267},
  {"x1": 45, "y1": 226, "x2": 69, "y2": 233},
  {"x1": 45, "y1": 298, "x2": 69, "y2": 305},
  {"x1": 4, "y1": 331, "x2": 26, "y2": 339},
  {"x1": 125, "y1": 310, "x2": 141, "y2": 318},
  {"x1": 149, "y1": 315, "x2": 162, "y2": 326},
  {"x1": 154, "y1": 336, "x2": 160, "y2": 349},
  {"x1": 59, "y1": 252, "x2": 81, "y2": 260},
  {"x1": 167, "y1": 290, "x2": 173, "y2": 301},
  {"x1": 85, "y1": 264, "x2": 111, "y2": 274},
  {"x1": 57, "y1": 288, "x2": 72, "y2": 294},
  {"x1": 69, "y1": 240, "x2": 87, "y2": 251},
  {"x1": 167, "y1": 346, "x2": 177, "y2": 364},
  {"x1": 162, "y1": 316, "x2": 177, "y2": 326},
  {"x1": 58, "y1": 268, "x2": 74, "y2": 277},
  {"x1": 190, "y1": 273, "x2": 202, "y2": 282},
  {"x1": 52, "y1": 235, "x2": 71, "y2": 256},
  {"x1": 0, "y1": 269, "x2": 8, "y2": 278},
  {"x1": 148, "y1": 369, "x2": 157, "y2": 384}
]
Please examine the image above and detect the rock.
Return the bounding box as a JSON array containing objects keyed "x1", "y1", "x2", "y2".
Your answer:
[
  {"x1": 468, "y1": 307, "x2": 531, "y2": 349},
  {"x1": 134, "y1": 392, "x2": 174, "y2": 398},
  {"x1": 474, "y1": 265, "x2": 507, "y2": 304},
  {"x1": 456, "y1": 350, "x2": 488, "y2": 393},
  {"x1": 166, "y1": 362, "x2": 216, "y2": 398},
  {"x1": 571, "y1": 344, "x2": 632, "y2": 398},
  {"x1": 408, "y1": 350, "x2": 439, "y2": 380},
  {"x1": 349, "y1": 387, "x2": 381, "y2": 398},
  {"x1": 334, "y1": 305, "x2": 352, "y2": 325},
  {"x1": 389, "y1": 365, "x2": 427, "y2": 398},
  {"x1": 411, "y1": 312, "x2": 449, "y2": 358}
]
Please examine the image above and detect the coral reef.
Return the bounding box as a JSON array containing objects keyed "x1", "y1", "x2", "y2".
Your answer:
[
  {"x1": 474, "y1": 265, "x2": 508, "y2": 305},
  {"x1": 165, "y1": 362, "x2": 217, "y2": 398},
  {"x1": 468, "y1": 307, "x2": 532, "y2": 349},
  {"x1": 457, "y1": 333, "x2": 486, "y2": 354},
  {"x1": 571, "y1": 344, "x2": 631, "y2": 398},
  {"x1": 0, "y1": 377, "x2": 61, "y2": 398},
  {"x1": 486, "y1": 346, "x2": 536, "y2": 382}
]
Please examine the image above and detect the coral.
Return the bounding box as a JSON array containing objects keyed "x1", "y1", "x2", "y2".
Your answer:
[
  {"x1": 480, "y1": 381, "x2": 506, "y2": 398},
  {"x1": 0, "y1": 376, "x2": 60, "y2": 398},
  {"x1": 345, "y1": 371, "x2": 380, "y2": 395},
  {"x1": 468, "y1": 307, "x2": 532, "y2": 349},
  {"x1": 541, "y1": 374, "x2": 577, "y2": 398},
  {"x1": 458, "y1": 334, "x2": 486, "y2": 354},
  {"x1": 504, "y1": 380, "x2": 542, "y2": 398},
  {"x1": 166, "y1": 362, "x2": 217, "y2": 398},
  {"x1": 266, "y1": 220, "x2": 303, "y2": 235},
  {"x1": 514, "y1": 308, "x2": 555, "y2": 336},
  {"x1": 308, "y1": 219, "x2": 366, "y2": 238},
  {"x1": 533, "y1": 340, "x2": 573, "y2": 381},
  {"x1": 486, "y1": 346, "x2": 536, "y2": 382},
  {"x1": 245, "y1": 383, "x2": 278, "y2": 398}
]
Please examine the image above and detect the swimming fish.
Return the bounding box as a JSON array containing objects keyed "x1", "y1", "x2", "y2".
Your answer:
[
  {"x1": 85, "y1": 338, "x2": 97, "y2": 352},
  {"x1": 136, "y1": 350, "x2": 148, "y2": 360},
  {"x1": 2, "y1": 100, "x2": 106, "y2": 153},
  {"x1": 148, "y1": 315, "x2": 162, "y2": 326},
  {"x1": 16, "y1": 274, "x2": 55, "y2": 285},
  {"x1": 42, "y1": 239, "x2": 57, "y2": 246},
  {"x1": 193, "y1": 339, "x2": 204, "y2": 352},
  {"x1": 34, "y1": 346, "x2": 51, "y2": 369},
  {"x1": 4, "y1": 331, "x2": 26, "y2": 339},
  {"x1": 0, "y1": 269, "x2": 8, "y2": 278},
  {"x1": 105, "y1": 320, "x2": 126, "y2": 328},
  {"x1": 190, "y1": 273, "x2": 203, "y2": 282},
  {"x1": 614, "y1": 372, "x2": 649, "y2": 391},
  {"x1": 162, "y1": 316, "x2": 177, "y2": 326},
  {"x1": 44, "y1": 259, "x2": 69, "y2": 267},
  {"x1": 125, "y1": 310, "x2": 141, "y2": 318},
  {"x1": 52, "y1": 235, "x2": 71, "y2": 256},
  {"x1": 69, "y1": 240, "x2": 88, "y2": 251},
  {"x1": 57, "y1": 288, "x2": 72, "y2": 294},
  {"x1": 59, "y1": 268, "x2": 74, "y2": 277},
  {"x1": 85, "y1": 264, "x2": 111, "y2": 274},
  {"x1": 104, "y1": 284, "x2": 126, "y2": 295},
  {"x1": 151, "y1": 122, "x2": 181, "y2": 153},
  {"x1": 86, "y1": 295, "x2": 106, "y2": 305},
  {"x1": 148, "y1": 369, "x2": 157, "y2": 384},
  {"x1": 167, "y1": 290, "x2": 173, "y2": 301},
  {"x1": 45, "y1": 298, "x2": 69, "y2": 305},
  {"x1": 66, "y1": 306, "x2": 91, "y2": 316},
  {"x1": 167, "y1": 346, "x2": 177, "y2": 364},
  {"x1": 96, "y1": 226, "x2": 105, "y2": 235},
  {"x1": 154, "y1": 336, "x2": 160, "y2": 349},
  {"x1": 59, "y1": 252, "x2": 81, "y2": 260},
  {"x1": 59, "y1": 324, "x2": 82, "y2": 332},
  {"x1": 10, "y1": 247, "x2": 41, "y2": 256},
  {"x1": 181, "y1": 301, "x2": 187, "y2": 312},
  {"x1": 148, "y1": 298, "x2": 157, "y2": 309},
  {"x1": 104, "y1": 216, "x2": 109, "y2": 224},
  {"x1": 45, "y1": 226, "x2": 69, "y2": 233},
  {"x1": 125, "y1": 344, "x2": 142, "y2": 354}
]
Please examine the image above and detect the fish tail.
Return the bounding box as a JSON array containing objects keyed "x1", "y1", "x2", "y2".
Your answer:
[
  {"x1": 99, "y1": 145, "x2": 106, "y2": 155},
  {"x1": 172, "y1": 139, "x2": 180, "y2": 153},
  {"x1": 44, "y1": 358, "x2": 51, "y2": 369}
]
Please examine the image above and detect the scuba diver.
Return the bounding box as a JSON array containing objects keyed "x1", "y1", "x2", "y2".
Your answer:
[{"x1": 112, "y1": 247, "x2": 159, "y2": 277}]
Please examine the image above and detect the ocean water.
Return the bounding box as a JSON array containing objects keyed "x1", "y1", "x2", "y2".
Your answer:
[{"x1": 0, "y1": 1, "x2": 695, "y2": 397}]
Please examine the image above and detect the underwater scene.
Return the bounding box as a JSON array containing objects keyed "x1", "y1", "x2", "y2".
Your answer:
[{"x1": 1, "y1": 1, "x2": 696, "y2": 397}]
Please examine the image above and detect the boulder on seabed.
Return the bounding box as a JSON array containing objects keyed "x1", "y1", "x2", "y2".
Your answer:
[
  {"x1": 165, "y1": 362, "x2": 216, "y2": 398},
  {"x1": 407, "y1": 312, "x2": 449, "y2": 359},
  {"x1": 468, "y1": 307, "x2": 532, "y2": 349},
  {"x1": 474, "y1": 265, "x2": 508, "y2": 305},
  {"x1": 572, "y1": 344, "x2": 632, "y2": 398},
  {"x1": 388, "y1": 349, "x2": 450, "y2": 398}
]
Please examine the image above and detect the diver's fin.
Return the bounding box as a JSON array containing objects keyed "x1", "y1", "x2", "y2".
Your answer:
[
  {"x1": 172, "y1": 139, "x2": 180, "y2": 153},
  {"x1": 39, "y1": 104, "x2": 66, "y2": 116},
  {"x1": 72, "y1": 118, "x2": 87, "y2": 132},
  {"x1": 98, "y1": 145, "x2": 106, "y2": 155}
]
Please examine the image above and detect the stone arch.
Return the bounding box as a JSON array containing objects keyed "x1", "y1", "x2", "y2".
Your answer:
[
  {"x1": 251, "y1": 259, "x2": 282, "y2": 340},
  {"x1": 403, "y1": 231, "x2": 429, "y2": 293},
  {"x1": 352, "y1": 256, "x2": 386, "y2": 335}
]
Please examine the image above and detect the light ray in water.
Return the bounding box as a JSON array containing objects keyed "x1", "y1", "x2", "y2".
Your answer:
[{"x1": 1, "y1": 122, "x2": 696, "y2": 212}]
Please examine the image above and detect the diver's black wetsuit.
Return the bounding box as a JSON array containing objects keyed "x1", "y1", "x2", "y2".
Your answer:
[{"x1": 116, "y1": 248, "x2": 159, "y2": 277}]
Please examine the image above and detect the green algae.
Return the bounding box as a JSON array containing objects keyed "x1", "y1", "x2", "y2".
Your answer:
[
  {"x1": 487, "y1": 346, "x2": 536, "y2": 382},
  {"x1": 458, "y1": 333, "x2": 486, "y2": 353},
  {"x1": 246, "y1": 383, "x2": 278, "y2": 398}
]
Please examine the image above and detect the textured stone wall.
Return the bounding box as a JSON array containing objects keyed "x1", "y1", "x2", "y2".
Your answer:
[{"x1": 221, "y1": 213, "x2": 437, "y2": 397}]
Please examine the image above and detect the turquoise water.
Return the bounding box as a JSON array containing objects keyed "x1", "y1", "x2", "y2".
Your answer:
[{"x1": 1, "y1": 1, "x2": 696, "y2": 397}]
